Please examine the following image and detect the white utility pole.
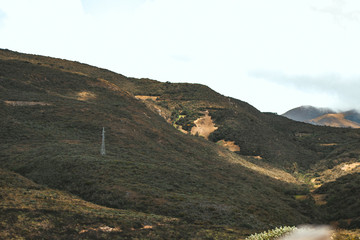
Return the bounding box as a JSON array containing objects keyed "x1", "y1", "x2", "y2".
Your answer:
[{"x1": 100, "y1": 127, "x2": 106, "y2": 155}]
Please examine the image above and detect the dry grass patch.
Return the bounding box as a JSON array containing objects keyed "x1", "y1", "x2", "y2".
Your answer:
[
  {"x1": 135, "y1": 95, "x2": 160, "y2": 101},
  {"x1": 4, "y1": 100, "x2": 51, "y2": 106},
  {"x1": 76, "y1": 91, "x2": 96, "y2": 101},
  {"x1": 217, "y1": 139, "x2": 241, "y2": 152}
]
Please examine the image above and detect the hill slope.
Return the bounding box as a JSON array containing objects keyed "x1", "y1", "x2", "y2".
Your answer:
[
  {"x1": 2, "y1": 49, "x2": 360, "y2": 171},
  {"x1": 0, "y1": 168, "x2": 183, "y2": 239},
  {"x1": 1, "y1": 49, "x2": 360, "y2": 238},
  {"x1": 0, "y1": 49, "x2": 321, "y2": 238}
]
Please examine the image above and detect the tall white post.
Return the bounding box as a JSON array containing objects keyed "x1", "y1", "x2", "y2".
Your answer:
[{"x1": 100, "y1": 127, "x2": 106, "y2": 155}]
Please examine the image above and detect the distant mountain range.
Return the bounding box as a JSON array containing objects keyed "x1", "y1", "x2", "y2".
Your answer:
[{"x1": 282, "y1": 106, "x2": 360, "y2": 128}]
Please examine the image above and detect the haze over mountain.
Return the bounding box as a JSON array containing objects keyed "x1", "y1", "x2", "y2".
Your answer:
[{"x1": 1, "y1": 49, "x2": 360, "y2": 239}]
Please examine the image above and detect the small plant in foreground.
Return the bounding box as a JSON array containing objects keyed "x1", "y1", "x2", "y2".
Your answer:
[{"x1": 246, "y1": 226, "x2": 297, "y2": 240}]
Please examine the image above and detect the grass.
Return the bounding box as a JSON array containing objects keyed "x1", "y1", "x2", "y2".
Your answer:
[
  {"x1": 0, "y1": 168, "x2": 181, "y2": 239},
  {"x1": 1, "y1": 48, "x2": 360, "y2": 238},
  {"x1": 315, "y1": 173, "x2": 360, "y2": 229}
]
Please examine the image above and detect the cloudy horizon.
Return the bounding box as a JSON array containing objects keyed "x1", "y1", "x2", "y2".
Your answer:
[{"x1": 1, "y1": 0, "x2": 360, "y2": 114}]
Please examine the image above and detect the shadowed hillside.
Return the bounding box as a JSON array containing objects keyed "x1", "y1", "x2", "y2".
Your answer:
[{"x1": 315, "y1": 173, "x2": 360, "y2": 229}]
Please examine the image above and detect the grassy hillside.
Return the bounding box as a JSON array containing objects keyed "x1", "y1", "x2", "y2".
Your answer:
[
  {"x1": 315, "y1": 173, "x2": 360, "y2": 229},
  {"x1": 1, "y1": 49, "x2": 360, "y2": 238},
  {"x1": 2, "y1": 49, "x2": 360, "y2": 170},
  {"x1": 0, "y1": 168, "x2": 185, "y2": 239},
  {"x1": 0, "y1": 49, "x2": 322, "y2": 238}
]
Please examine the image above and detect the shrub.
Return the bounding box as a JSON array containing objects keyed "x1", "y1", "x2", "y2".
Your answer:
[{"x1": 246, "y1": 226, "x2": 296, "y2": 240}]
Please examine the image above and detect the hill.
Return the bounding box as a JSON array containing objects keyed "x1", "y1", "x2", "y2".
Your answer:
[
  {"x1": 0, "y1": 49, "x2": 323, "y2": 239},
  {"x1": 310, "y1": 113, "x2": 360, "y2": 129},
  {"x1": 315, "y1": 173, "x2": 360, "y2": 229},
  {"x1": 2, "y1": 49, "x2": 360, "y2": 170},
  {"x1": 0, "y1": 168, "x2": 183, "y2": 239},
  {"x1": 282, "y1": 105, "x2": 335, "y2": 123},
  {"x1": 1, "y1": 49, "x2": 360, "y2": 238},
  {"x1": 283, "y1": 106, "x2": 360, "y2": 129}
]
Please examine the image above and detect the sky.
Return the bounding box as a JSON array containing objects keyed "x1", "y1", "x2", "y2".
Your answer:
[{"x1": 0, "y1": 0, "x2": 360, "y2": 114}]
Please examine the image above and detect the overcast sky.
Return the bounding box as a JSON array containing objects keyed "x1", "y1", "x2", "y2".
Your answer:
[{"x1": 1, "y1": 0, "x2": 360, "y2": 114}]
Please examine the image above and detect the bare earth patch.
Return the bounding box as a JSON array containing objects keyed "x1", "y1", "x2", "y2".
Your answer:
[
  {"x1": 341, "y1": 162, "x2": 360, "y2": 171},
  {"x1": 96, "y1": 78, "x2": 123, "y2": 92},
  {"x1": 217, "y1": 140, "x2": 240, "y2": 152},
  {"x1": 4, "y1": 101, "x2": 51, "y2": 106},
  {"x1": 319, "y1": 143, "x2": 338, "y2": 147},
  {"x1": 311, "y1": 178, "x2": 322, "y2": 188},
  {"x1": 79, "y1": 225, "x2": 153, "y2": 234},
  {"x1": 80, "y1": 226, "x2": 122, "y2": 234},
  {"x1": 77, "y1": 91, "x2": 96, "y2": 101},
  {"x1": 135, "y1": 95, "x2": 160, "y2": 101},
  {"x1": 177, "y1": 125, "x2": 189, "y2": 134},
  {"x1": 191, "y1": 111, "x2": 218, "y2": 139},
  {"x1": 312, "y1": 194, "x2": 327, "y2": 206}
]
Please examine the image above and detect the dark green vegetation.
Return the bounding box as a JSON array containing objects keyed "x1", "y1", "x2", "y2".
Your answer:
[
  {"x1": 1, "y1": 49, "x2": 360, "y2": 239},
  {"x1": 315, "y1": 173, "x2": 360, "y2": 229}
]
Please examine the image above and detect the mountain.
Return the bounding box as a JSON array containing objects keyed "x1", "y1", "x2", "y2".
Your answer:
[
  {"x1": 282, "y1": 106, "x2": 335, "y2": 123},
  {"x1": 310, "y1": 113, "x2": 360, "y2": 129},
  {"x1": 283, "y1": 106, "x2": 360, "y2": 129},
  {"x1": 1, "y1": 49, "x2": 360, "y2": 238},
  {"x1": 343, "y1": 110, "x2": 360, "y2": 124}
]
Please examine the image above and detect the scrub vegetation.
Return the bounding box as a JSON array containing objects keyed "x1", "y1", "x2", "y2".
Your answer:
[{"x1": 1, "y1": 49, "x2": 360, "y2": 239}]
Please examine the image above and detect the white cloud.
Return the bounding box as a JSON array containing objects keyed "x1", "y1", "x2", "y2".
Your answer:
[
  {"x1": 1, "y1": 0, "x2": 360, "y2": 113},
  {"x1": 0, "y1": 7, "x2": 5, "y2": 25},
  {"x1": 251, "y1": 70, "x2": 359, "y2": 112}
]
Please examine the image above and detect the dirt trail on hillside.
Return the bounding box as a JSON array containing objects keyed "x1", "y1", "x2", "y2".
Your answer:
[{"x1": 191, "y1": 111, "x2": 218, "y2": 139}]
